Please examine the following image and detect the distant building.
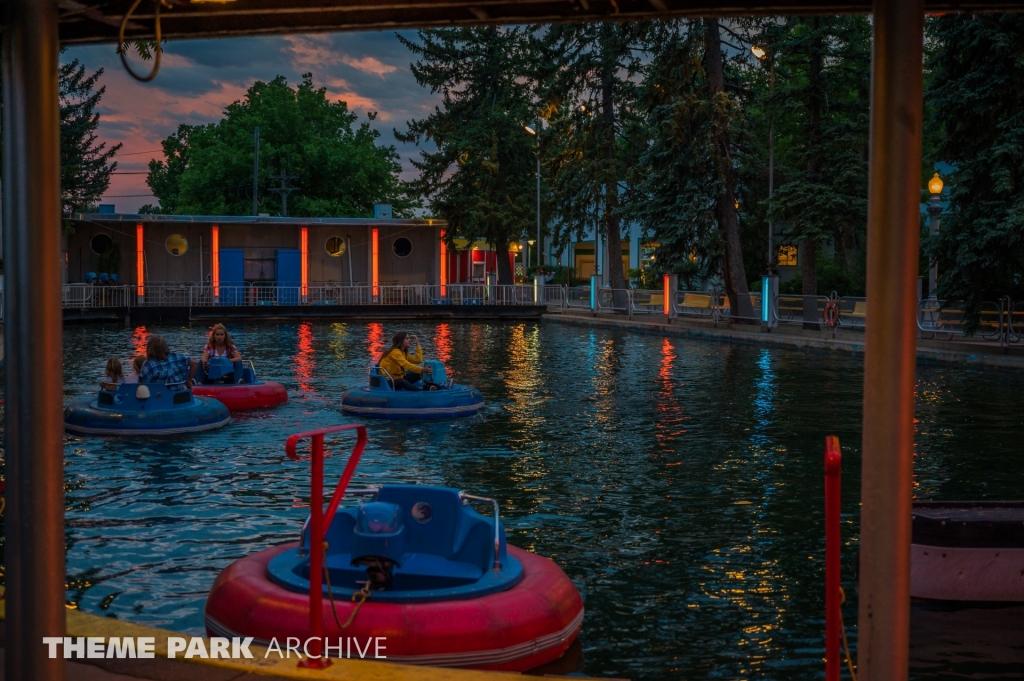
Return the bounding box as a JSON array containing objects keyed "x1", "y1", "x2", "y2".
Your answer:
[{"x1": 64, "y1": 213, "x2": 446, "y2": 291}]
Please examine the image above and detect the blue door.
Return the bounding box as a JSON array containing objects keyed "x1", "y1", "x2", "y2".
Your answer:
[
  {"x1": 277, "y1": 249, "x2": 301, "y2": 305},
  {"x1": 219, "y1": 248, "x2": 244, "y2": 305}
]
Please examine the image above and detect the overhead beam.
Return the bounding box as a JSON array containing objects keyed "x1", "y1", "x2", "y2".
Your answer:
[{"x1": 55, "y1": 0, "x2": 1024, "y2": 44}]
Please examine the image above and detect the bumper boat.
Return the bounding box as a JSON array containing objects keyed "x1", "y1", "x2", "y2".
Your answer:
[
  {"x1": 191, "y1": 357, "x2": 288, "y2": 411},
  {"x1": 340, "y1": 360, "x2": 484, "y2": 419},
  {"x1": 911, "y1": 501, "x2": 1024, "y2": 602},
  {"x1": 205, "y1": 425, "x2": 583, "y2": 671},
  {"x1": 64, "y1": 382, "x2": 231, "y2": 436}
]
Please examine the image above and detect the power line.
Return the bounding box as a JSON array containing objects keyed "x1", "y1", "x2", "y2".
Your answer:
[{"x1": 116, "y1": 149, "x2": 163, "y2": 157}]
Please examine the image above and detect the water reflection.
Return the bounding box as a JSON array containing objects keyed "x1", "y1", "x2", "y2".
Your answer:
[{"x1": 40, "y1": 321, "x2": 1024, "y2": 680}]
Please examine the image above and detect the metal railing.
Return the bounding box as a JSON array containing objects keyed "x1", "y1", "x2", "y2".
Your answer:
[
  {"x1": 59, "y1": 282, "x2": 551, "y2": 308},
  {"x1": 916, "y1": 298, "x2": 1005, "y2": 342}
]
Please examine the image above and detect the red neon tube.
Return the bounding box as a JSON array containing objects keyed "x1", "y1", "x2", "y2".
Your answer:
[
  {"x1": 300, "y1": 226, "x2": 308, "y2": 296},
  {"x1": 211, "y1": 225, "x2": 219, "y2": 296},
  {"x1": 663, "y1": 274, "x2": 671, "y2": 316},
  {"x1": 136, "y1": 224, "x2": 144, "y2": 297},
  {"x1": 440, "y1": 229, "x2": 447, "y2": 296},
  {"x1": 371, "y1": 227, "x2": 379, "y2": 297}
]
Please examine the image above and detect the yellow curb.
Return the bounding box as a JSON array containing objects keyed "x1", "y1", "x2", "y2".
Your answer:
[{"x1": 0, "y1": 591, "x2": 537, "y2": 680}]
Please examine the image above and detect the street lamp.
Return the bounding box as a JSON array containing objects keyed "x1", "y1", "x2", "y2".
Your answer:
[
  {"x1": 927, "y1": 172, "x2": 944, "y2": 298},
  {"x1": 525, "y1": 121, "x2": 542, "y2": 269},
  {"x1": 752, "y1": 44, "x2": 775, "y2": 271}
]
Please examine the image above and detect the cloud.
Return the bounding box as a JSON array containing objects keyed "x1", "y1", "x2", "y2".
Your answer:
[
  {"x1": 342, "y1": 55, "x2": 398, "y2": 78},
  {"x1": 64, "y1": 31, "x2": 440, "y2": 212}
]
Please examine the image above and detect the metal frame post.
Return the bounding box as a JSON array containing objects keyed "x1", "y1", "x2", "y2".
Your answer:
[
  {"x1": 825, "y1": 436, "x2": 842, "y2": 681},
  {"x1": 2, "y1": 1, "x2": 67, "y2": 679},
  {"x1": 859, "y1": 2, "x2": 923, "y2": 679}
]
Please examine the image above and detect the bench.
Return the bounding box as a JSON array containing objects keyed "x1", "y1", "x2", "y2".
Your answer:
[
  {"x1": 847, "y1": 301, "x2": 867, "y2": 318},
  {"x1": 680, "y1": 293, "x2": 714, "y2": 310},
  {"x1": 717, "y1": 293, "x2": 761, "y2": 312}
]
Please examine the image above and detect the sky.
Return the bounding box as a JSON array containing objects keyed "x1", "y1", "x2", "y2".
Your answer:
[{"x1": 65, "y1": 31, "x2": 440, "y2": 213}]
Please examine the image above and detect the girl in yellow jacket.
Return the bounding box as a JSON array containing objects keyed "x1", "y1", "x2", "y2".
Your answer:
[{"x1": 378, "y1": 331, "x2": 433, "y2": 390}]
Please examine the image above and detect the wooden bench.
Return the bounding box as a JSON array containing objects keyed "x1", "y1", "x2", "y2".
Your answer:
[{"x1": 717, "y1": 293, "x2": 761, "y2": 311}]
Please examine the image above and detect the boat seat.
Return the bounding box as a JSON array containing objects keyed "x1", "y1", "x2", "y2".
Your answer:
[{"x1": 368, "y1": 366, "x2": 394, "y2": 390}]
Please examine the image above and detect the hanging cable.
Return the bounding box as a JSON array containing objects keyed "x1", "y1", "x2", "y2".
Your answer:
[{"x1": 119, "y1": 0, "x2": 163, "y2": 83}]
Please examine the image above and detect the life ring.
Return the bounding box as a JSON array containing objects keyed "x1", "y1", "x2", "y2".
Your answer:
[{"x1": 823, "y1": 300, "x2": 840, "y2": 328}]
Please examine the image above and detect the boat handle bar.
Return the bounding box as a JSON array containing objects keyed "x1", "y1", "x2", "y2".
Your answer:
[
  {"x1": 285, "y1": 424, "x2": 367, "y2": 668},
  {"x1": 460, "y1": 493, "x2": 502, "y2": 571}
]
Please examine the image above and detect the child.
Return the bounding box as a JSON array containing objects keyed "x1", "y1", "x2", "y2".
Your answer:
[
  {"x1": 125, "y1": 355, "x2": 146, "y2": 384},
  {"x1": 101, "y1": 357, "x2": 125, "y2": 389},
  {"x1": 201, "y1": 324, "x2": 244, "y2": 384}
]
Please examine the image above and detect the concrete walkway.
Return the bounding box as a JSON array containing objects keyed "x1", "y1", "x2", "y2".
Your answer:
[{"x1": 544, "y1": 311, "x2": 1024, "y2": 370}]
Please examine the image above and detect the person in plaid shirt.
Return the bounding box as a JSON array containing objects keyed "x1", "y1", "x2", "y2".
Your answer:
[{"x1": 138, "y1": 336, "x2": 198, "y2": 387}]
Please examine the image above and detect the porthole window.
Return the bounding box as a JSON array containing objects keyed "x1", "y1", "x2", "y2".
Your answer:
[
  {"x1": 392, "y1": 237, "x2": 413, "y2": 258},
  {"x1": 326, "y1": 236, "x2": 346, "y2": 257},
  {"x1": 90, "y1": 233, "x2": 113, "y2": 255},
  {"x1": 165, "y1": 234, "x2": 188, "y2": 256}
]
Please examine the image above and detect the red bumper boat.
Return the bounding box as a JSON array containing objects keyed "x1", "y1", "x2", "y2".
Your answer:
[
  {"x1": 191, "y1": 358, "x2": 287, "y2": 411},
  {"x1": 204, "y1": 425, "x2": 584, "y2": 671}
]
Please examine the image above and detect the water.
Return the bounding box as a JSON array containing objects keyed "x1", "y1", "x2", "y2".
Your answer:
[{"x1": 10, "y1": 321, "x2": 1024, "y2": 679}]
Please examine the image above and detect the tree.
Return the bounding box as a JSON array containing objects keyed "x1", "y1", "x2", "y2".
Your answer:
[
  {"x1": 59, "y1": 59, "x2": 121, "y2": 218},
  {"x1": 764, "y1": 16, "x2": 871, "y2": 317},
  {"x1": 144, "y1": 74, "x2": 412, "y2": 217},
  {"x1": 623, "y1": 19, "x2": 755, "y2": 317},
  {"x1": 0, "y1": 56, "x2": 120, "y2": 225},
  {"x1": 926, "y1": 14, "x2": 1024, "y2": 328},
  {"x1": 540, "y1": 21, "x2": 649, "y2": 300},
  {"x1": 396, "y1": 27, "x2": 539, "y2": 285}
]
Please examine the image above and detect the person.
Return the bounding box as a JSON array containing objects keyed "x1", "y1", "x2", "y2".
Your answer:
[
  {"x1": 378, "y1": 332, "x2": 432, "y2": 391},
  {"x1": 125, "y1": 355, "x2": 146, "y2": 384},
  {"x1": 138, "y1": 335, "x2": 197, "y2": 387},
  {"x1": 101, "y1": 357, "x2": 125, "y2": 389},
  {"x1": 201, "y1": 324, "x2": 244, "y2": 384}
]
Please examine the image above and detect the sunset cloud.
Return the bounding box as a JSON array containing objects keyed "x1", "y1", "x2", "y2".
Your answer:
[
  {"x1": 65, "y1": 31, "x2": 438, "y2": 212},
  {"x1": 342, "y1": 55, "x2": 398, "y2": 78}
]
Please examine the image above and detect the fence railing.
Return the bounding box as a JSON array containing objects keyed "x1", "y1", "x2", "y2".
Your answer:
[
  {"x1": 55, "y1": 280, "x2": 1024, "y2": 344},
  {"x1": 60, "y1": 282, "x2": 550, "y2": 309}
]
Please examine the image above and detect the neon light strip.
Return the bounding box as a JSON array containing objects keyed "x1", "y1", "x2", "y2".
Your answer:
[
  {"x1": 300, "y1": 226, "x2": 308, "y2": 296},
  {"x1": 211, "y1": 225, "x2": 220, "y2": 297},
  {"x1": 371, "y1": 228, "x2": 379, "y2": 297},
  {"x1": 663, "y1": 274, "x2": 671, "y2": 316},
  {"x1": 136, "y1": 224, "x2": 144, "y2": 297},
  {"x1": 439, "y1": 229, "x2": 447, "y2": 296}
]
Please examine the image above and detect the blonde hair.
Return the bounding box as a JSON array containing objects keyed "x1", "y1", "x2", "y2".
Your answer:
[
  {"x1": 207, "y1": 323, "x2": 235, "y2": 350},
  {"x1": 132, "y1": 355, "x2": 146, "y2": 374},
  {"x1": 105, "y1": 357, "x2": 125, "y2": 382}
]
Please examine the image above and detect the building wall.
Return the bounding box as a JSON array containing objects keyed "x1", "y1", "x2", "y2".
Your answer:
[
  {"x1": 66, "y1": 219, "x2": 438, "y2": 288},
  {"x1": 375, "y1": 224, "x2": 440, "y2": 286}
]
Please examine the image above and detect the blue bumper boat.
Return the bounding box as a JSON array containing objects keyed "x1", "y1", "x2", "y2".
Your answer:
[
  {"x1": 340, "y1": 360, "x2": 484, "y2": 419},
  {"x1": 64, "y1": 382, "x2": 231, "y2": 436}
]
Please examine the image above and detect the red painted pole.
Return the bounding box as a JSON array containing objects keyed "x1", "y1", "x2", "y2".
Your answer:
[
  {"x1": 302, "y1": 433, "x2": 328, "y2": 668},
  {"x1": 285, "y1": 424, "x2": 366, "y2": 669},
  {"x1": 825, "y1": 435, "x2": 842, "y2": 681}
]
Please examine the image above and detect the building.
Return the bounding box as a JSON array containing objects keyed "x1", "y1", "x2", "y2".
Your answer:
[{"x1": 64, "y1": 212, "x2": 447, "y2": 294}]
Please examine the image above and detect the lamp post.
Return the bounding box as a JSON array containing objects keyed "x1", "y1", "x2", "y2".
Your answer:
[
  {"x1": 927, "y1": 172, "x2": 943, "y2": 298},
  {"x1": 752, "y1": 44, "x2": 775, "y2": 271},
  {"x1": 524, "y1": 121, "x2": 541, "y2": 267}
]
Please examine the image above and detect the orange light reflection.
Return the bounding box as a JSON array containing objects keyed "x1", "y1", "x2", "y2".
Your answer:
[
  {"x1": 366, "y1": 323, "x2": 385, "y2": 363},
  {"x1": 294, "y1": 322, "x2": 316, "y2": 393},
  {"x1": 131, "y1": 326, "x2": 150, "y2": 358},
  {"x1": 655, "y1": 338, "x2": 687, "y2": 449},
  {"x1": 434, "y1": 323, "x2": 452, "y2": 364}
]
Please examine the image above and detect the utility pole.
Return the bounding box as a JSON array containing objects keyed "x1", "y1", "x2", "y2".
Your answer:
[
  {"x1": 268, "y1": 171, "x2": 298, "y2": 217},
  {"x1": 252, "y1": 127, "x2": 260, "y2": 215}
]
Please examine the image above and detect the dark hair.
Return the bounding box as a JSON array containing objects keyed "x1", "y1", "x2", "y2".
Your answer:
[
  {"x1": 147, "y1": 335, "x2": 170, "y2": 361},
  {"x1": 378, "y1": 332, "x2": 408, "y2": 365}
]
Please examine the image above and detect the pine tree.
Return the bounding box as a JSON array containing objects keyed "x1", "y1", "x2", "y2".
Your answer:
[
  {"x1": 764, "y1": 16, "x2": 871, "y2": 311},
  {"x1": 396, "y1": 27, "x2": 539, "y2": 285},
  {"x1": 624, "y1": 19, "x2": 756, "y2": 317},
  {"x1": 59, "y1": 59, "x2": 121, "y2": 217},
  {"x1": 540, "y1": 21, "x2": 650, "y2": 300},
  {"x1": 926, "y1": 14, "x2": 1024, "y2": 327}
]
